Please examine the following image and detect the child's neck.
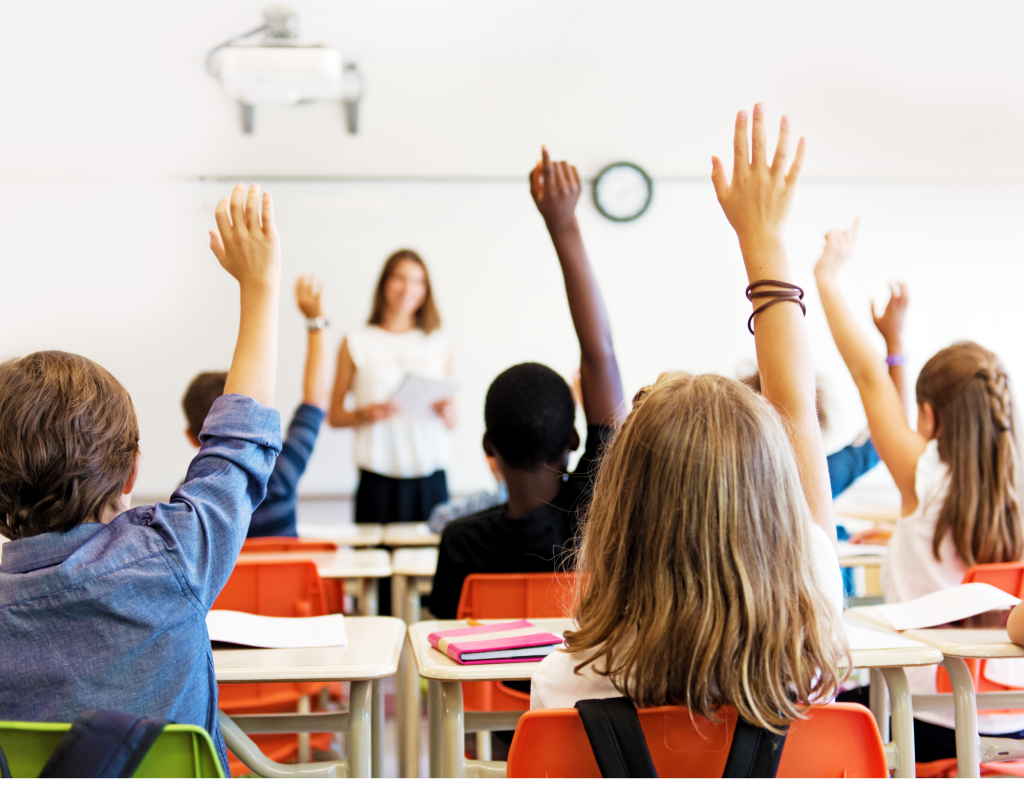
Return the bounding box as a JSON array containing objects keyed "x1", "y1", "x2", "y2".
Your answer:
[{"x1": 503, "y1": 466, "x2": 566, "y2": 520}]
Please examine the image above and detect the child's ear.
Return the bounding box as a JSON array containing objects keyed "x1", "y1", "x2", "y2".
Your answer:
[
  {"x1": 122, "y1": 449, "x2": 141, "y2": 496},
  {"x1": 185, "y1": 427, "x2": 202, "y2": 448},
  {"x1": 918, "y1": 401, "x2": 937, "y2": 440},
  {"x1": 569, "y1": 428, "x2": 580, "y2": 453},
  {"x1": 482, "y1": 433, "x2": 495, "y2": 458}
]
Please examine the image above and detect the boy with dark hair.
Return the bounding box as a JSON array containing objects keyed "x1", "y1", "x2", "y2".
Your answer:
[
  {"x1": 182, "y1": 275, "x2": 330, "y2": 538},
  {"x1": 0, "y1": 183, "x2": 282, "y2": 774},
  {"x1": 430, "y1": 149, "x2": 624, "y2": 619}
]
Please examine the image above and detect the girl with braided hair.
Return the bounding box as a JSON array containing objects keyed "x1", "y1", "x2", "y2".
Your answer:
[{"x1": 814, "y1": 223, "x2": 1024, "y2": 761}]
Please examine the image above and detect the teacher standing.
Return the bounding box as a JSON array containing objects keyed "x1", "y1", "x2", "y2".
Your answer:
[{"x1": 329, "y1": 249, "x2": 455, "y2": 524}]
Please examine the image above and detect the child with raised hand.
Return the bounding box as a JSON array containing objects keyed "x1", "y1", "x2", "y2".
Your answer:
[
  {"x1": 815, "y1": 222, "x2": 1024, "y2": 759},
  {"x1": 429, "y1": 147, "x2": 624, "y2": 620},
  {"x1": 531, "y1": 106, "x2": 846, "y2": 739},
  {"x1": 183, "y1": 273, "x2": 330, "y2": 538},
  {"x1": 0, "y1": 183, "x2": 282, "y2": 775}
]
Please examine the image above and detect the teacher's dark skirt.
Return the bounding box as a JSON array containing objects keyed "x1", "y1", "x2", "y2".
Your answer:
[{"x1": 355, "y1": 468, "x2": 448, "y2": 615}]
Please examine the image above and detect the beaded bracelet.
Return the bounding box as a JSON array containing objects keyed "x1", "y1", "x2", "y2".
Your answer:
[
  {"x1": 885, "y1": 354, "x2": 906, "y2": 366},
  {"x1": 745, "y1": 280, "x2": 806, "y2": 335}
]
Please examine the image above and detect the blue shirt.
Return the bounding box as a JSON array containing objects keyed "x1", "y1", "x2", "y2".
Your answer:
[
  {"x1": 247, "y1": 403, "x2": 323, "y2": 539},
  {"x1": 0, "y1": 394, "x2": 281, "y2": 775}
]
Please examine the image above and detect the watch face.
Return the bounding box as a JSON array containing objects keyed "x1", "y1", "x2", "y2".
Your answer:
[{"x1": 594, "y1": 162, "x2": 652, "y2": 222}]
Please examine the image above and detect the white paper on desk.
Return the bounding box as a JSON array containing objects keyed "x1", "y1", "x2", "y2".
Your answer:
[
  {"x1": 844, "y1": 623, "x2": 927, "y2": 651},
  {"x1": 390, "y1": 375, "x2": 458, "y2": 419},
  {"x1": 836, "y1": 542, "x2": 888, "y2": 558},
  {"x1": 297, "y1": 523, "x2": 362, "y2": 540},
  {"x1": 872, "y1": 583, "x2": 1020, "y2": 631},
  {"x1": 207, "y1": 610, "x2": 348, "y2": 649}
]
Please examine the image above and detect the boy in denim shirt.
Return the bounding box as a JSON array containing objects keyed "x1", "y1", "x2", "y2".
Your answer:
[{"x1": 0, "y1": 183, "x2": 282, "y2": 775}]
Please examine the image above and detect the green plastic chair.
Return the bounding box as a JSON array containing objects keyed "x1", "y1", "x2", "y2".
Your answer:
[{"x1": 0, "y1": 721, "x2": 225, "y2": 778}]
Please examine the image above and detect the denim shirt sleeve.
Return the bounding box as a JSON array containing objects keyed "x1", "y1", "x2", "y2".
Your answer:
[{"x1": 147, "y1": 394, "x2": 282, "y2": 610}]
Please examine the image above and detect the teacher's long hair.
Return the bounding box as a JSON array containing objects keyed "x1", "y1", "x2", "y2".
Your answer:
[{"x1": 368, "y1": 249, "x2": 441, "y2": 334}]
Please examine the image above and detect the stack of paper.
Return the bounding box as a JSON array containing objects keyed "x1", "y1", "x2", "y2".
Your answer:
[
  {"x1": 870, "y1": 583, "x2": 1020, "y2": 631},
  {"x1": 391, "y1": 375, "x2": 459, "y2": 419},
  {"x1": 207, "y1": 610, "x2": 348, "y2": 649},
  {"x1": 836, "y1": 542, "x2": 887, "y2": 558},
  {"x1": 844, "y1": 623, "x2": 929, "y2": 651},
  {"x1": 429, "y1": 620, "x2": 562, "y2": 664}
]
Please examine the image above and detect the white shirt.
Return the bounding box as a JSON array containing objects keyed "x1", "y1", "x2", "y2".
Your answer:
[
  {"x1": 346, "y1": 325, "x2": 452, "y2": 479},
  {"x1": 882, "y1": 439, "x2": 1024, "y2": 733},
  {"x1": 531, "y1": 523, "x2": 844, "y2": 710}
]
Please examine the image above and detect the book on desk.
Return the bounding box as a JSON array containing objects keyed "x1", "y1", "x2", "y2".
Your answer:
[{"x1": 428, "y1": 620, "x2": 562, "y2": 664}]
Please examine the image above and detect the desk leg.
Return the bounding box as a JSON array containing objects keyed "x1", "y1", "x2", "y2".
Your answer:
[
  {"x1": 880, "y1": 667, "x2": 915, "y2": 778},
  {"x1": 349, "y1": 680, "x2": 372, "y2": 778},
  {"x1": 395, "y1": 574, "x2": 422, "y2": 778},
  {"x1": 869, "y1": 668, "x2": 890, "y2": 744},
  {"x1": 440, "y1": 681, "x2": 465, "y2": 778},
  {"x1": 359, "y1": 578, "x2": 379, "y2": 616},
  {"x1": 945, "y1": 656, "x2": 981, "y2": 779},
  {"x1": 428, "y1": 679, "x2": 443, "y2": 778},
  {"x1": 371, "y1": 678, "x2": 384, "y2": 778},
  {"x1": 297, "y1": 693, "x2": 311, "y2": 763}
]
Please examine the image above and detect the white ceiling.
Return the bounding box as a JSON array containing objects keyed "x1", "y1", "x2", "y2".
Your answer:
[{"x1": 1, "y1": 0, "x2": 1021, "y2": 178}]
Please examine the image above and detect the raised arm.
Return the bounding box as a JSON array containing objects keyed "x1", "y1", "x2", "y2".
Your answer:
[
  {"x1": 711, "y1": 105, "x2": 833, "y2": 539},
  {"x1": 813, "y1": 226, "x2": 925, "y2": 508},
  {"x1": 872, "y1": 282, "x2": 910, "y2": 410},
  {"x1": 295, "y1": 274, "x2": 330, "y2": 410},
  {"x1": 530, "y1": 147, "x2": 624, "y2": 426},
  {"x1": 209, "y1": 182, "x2": 280, "y2": 407}
]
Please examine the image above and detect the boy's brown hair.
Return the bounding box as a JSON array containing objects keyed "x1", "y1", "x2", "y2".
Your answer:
[
  {"x1": 368, "y1": 249, "x2": 441, "y2": 333},
  {"x1": 182, "y1": 372, "x2": 228, "y2": 438},
  {"x1": 0, "y1": 351, "x2": 139, "y2": 540}
]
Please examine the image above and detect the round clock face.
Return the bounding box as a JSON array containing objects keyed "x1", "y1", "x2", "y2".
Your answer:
[{"x1": 594, "y1": 162, "x2": 652, "y2": 222}]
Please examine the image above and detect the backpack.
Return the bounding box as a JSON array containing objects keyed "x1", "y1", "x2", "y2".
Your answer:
[
  {"x1": 0, "y1": 710, "x2": 169, "y2": 778},
  {"x1": 575, "y1": 697, "x2": 788, "y2": 778}
]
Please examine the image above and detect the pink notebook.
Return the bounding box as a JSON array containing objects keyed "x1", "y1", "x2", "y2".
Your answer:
[{"x1": 428, "y1": 620, "x2": 564, "y2": 665}]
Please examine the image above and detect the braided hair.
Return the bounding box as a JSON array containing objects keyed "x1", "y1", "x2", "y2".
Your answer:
[{"x1": 917, "y1": 341, "x2": 1024, "y2": 566}]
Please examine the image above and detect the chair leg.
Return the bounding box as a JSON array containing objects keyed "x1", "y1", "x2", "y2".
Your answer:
[
  {"x1": 297, "y1": 694, "x2": 311, "y2": 763},
  {"x1": 475, "y1": 731, "x2": 492, "y2": 761}
]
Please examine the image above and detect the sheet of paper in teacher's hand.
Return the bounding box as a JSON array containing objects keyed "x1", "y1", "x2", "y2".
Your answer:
[
  {"x1": 207, "y1": 610, "x2": 348, "y2": 649},
  {"x1": 390, "y1": 374, "x2": 458, "y2": 419},
  {"x1": 872, "y1": 583, "x2": 1021, "y2": 631}
]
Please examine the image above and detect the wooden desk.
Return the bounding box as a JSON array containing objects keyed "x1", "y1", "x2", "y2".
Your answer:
[
  {"x1": 391, "y1": 548, "x2": 439, "y2": 777},
  {"x1": 295, "y1": 523, "x2": 384, "y2": 546},
  {"x1": 214, "y1": 616, "x2": 405, "y2": 778},
  {"x1": 383, "y1": 523, "x2": 441, "y2": 547},
  {"x1": 409, "y1": 616, "x2": 938, "y2": 778}
]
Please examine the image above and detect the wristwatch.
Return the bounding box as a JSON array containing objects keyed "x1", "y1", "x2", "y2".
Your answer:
[{"x1": 305, "y1": 316, "x2": 329, "y2": 331}]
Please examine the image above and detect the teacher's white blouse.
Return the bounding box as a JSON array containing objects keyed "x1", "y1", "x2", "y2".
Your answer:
[{"x1": 346, "y1": 325, "x2": 452, "y2": 479}]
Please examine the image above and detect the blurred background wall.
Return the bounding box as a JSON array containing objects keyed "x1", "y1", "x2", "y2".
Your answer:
[{"x1": 2, "y1": 1, "x2": 1022, "y2": 501}]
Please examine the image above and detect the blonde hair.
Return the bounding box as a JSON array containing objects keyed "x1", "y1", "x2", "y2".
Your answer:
[
  {"x1": 564, "y1": 372, "x2": 847, "y2": 732},
  {"x1": 916, "y1": 341, "x2": 1024, "y2": 566}
]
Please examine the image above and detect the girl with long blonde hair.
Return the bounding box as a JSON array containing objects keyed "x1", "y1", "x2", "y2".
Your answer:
[
  {"x1": 815, "y1": 225, "x2": 1024, "y2": 759},
  {"x1": 531, "y1": 105, "x2": 848, "y2": 736}
]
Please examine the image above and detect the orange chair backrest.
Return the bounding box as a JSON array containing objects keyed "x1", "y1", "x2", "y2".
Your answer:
[
  {"x1": 212, "y1": 558, "x2": 327, "y2": 617},
  {"x1": 936, "y1": 562, "x2": 1024, "y2": 695},
  {"x1": 456, "y1": 572, "x2": 577, "y2": 620},
  {"x1": 241, "y1": 537, "x2": 339, "y2": 553},
  {"x1": 507, "y1": 703, "x2": 886, "y2": 778}
]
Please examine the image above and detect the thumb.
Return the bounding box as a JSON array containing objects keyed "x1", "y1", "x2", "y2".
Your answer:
[
  {"x1": 710, "y1": 156, "x2": 729, "y2": 205},
  {"x1": 209, "y1": 230, "x2": 226, "y2": 263},
  {"x1": 870, "y1": 300, "x2": 880, "y2": 323}
]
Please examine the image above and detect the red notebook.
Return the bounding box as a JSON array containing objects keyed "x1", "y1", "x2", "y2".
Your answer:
[{"x1": 428, "y1": 620, "x2": 563, "y2": 665}]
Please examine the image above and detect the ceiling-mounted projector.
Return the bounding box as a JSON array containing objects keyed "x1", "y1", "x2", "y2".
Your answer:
[{"x1": 206, "y1": 6, "x2": 363, "y2": 134}]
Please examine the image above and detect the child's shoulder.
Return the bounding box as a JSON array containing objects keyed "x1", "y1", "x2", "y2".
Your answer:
[{"x1": 442, "y1": 504, "x2": 506, "y2": 540}]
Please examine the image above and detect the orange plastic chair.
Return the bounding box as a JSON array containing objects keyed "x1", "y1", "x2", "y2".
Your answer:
[
  {"x1": 918, "y1": 562, "x2": 1024, "y2": 778},
  {"x1": 212, "y1": 558, "x2": 333, "y2": 775},
  {"x1": 506, "y1": 703, "x2": 887, "y2": 778},
  {"x1": 455, "y1": 573, "x2": 576, "y2": 711},
  {"x1": 241, "y1": 537, "x2": 339, "y2": 553}
]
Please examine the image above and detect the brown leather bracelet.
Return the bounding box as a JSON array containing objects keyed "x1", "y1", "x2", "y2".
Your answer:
[
  {"x1": 746, "y1": 279, "x2": 804, "y2": 301},
  {"x1": 747, "y1": 296, "x2": 806, "y2": 335}
]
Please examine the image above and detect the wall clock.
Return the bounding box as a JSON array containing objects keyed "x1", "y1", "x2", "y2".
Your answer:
[{"x1": 593, "y1": 162, "x2": 652, "y2": 222}]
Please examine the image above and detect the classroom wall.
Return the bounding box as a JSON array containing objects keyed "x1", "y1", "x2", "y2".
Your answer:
[{"x1": 2, "y1": 1, "x2": 1022, "y2": 500}]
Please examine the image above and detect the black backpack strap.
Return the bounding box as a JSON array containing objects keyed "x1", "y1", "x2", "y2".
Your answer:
[
  {"x1": 38, "y1": 710, "x2": 170, "y2": 778},
  {"x1": 722, "y1": 716, "x2": 789, "y2": 778},
  {"x1": 575, "y1": 697, "x2": 658, "y2": 778}
]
